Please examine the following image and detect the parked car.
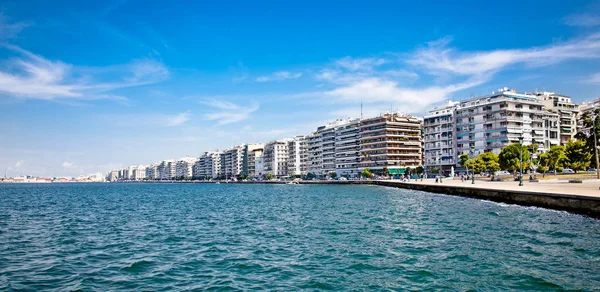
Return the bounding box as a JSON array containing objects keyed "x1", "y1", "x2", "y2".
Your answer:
[
  {"x1": 494, "y1": 171, "x2": 511, "y2": 176},
  {"x1": 562, "y1": 168, "x2": 575, "y2": 174},
  {"x1": 587, "y1": 168, "x2": 597, "y2": 173},
  {"x1": 338, "y1": 177, "x2": 348, "y2": 181}
]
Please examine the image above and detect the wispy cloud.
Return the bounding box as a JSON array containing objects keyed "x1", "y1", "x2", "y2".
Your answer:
[
  {"x1": 408, "y1": 34, "x2": 600, "y2": 76},
  {"x1": 14, "y1": 160, "x2": 23, "y2": 168},
  {"x1": 585, "y1": 72, "x2": 600, "y2": 84},
  {"x1": 0, "y1": 12, "x2": 31, "y2": 39},
  {"x1": 201, "y1": 100, "x2": 259, "y2": 125},
  {"x1": 336, "y1": 56, "x2": 385, "y2": 71},
  {"x1": 62, "y1": 161, "x2": 75, "y2": 168},
  {"x1": 256, "y1": 71, "x2": 302, "y2": 82},
  {"x1": 166, "y1": 112, "x2": 191, "y2": 126},
  {"x1": 0, "y1": 44, "x2": 169, "y2": 102},
  {"x1": 563, "y1": 13, "x2": 600, "y2": 27}
]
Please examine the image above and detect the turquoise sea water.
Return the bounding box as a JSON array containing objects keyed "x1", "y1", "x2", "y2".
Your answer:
[{"x1": 1, "y1": 183, "x2": 599, "y2": 291}]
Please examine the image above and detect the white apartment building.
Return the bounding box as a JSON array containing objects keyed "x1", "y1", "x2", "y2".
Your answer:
[
  {"x1": 287, "y1": 136, "x2": 308, "y2": 176},
  {"x1": 158, "y1": 160, "x2": 176, "y2": 180},
  {"x1": 107, "y1": 170, "x2": 119, "y2": 182},
  {"x1": 335, "y1": 118, "x2": 361, "y2": 177},
  {"x1": 424, "y1": 102, "x2": 456, "y2": 173},
  {"x1": 307, "y1": 119, "x2": 356, "y2": 176},
  {"x1": 145, "y1": 163, "x2": 159, "y2": 180},
  {"x1": 538, "y1": 92, "x2": 578, "y2": 144},
  {"x1": 360, "y1": 113, "x2": 423, "y2": 175},
  {"x1": 243, "y1": 144, "x2": 263, "y2": 177},
  {"x1": 248, "y1": 148, "x2": 264, "y2": 177},
  {"x1": 220, "y1": 145, "x2": 244, "y2": 179},
  {"x1": 132, "y1": 165, "x2": 146, "y2": 180},
  {"x1": 193, "y1": 151, "x2": 221, "y2": 179},
  {"x1": 175, "y1": 157, "x2": 198, "y2": 179},
  {"x1": 264, "y1": 139, "x2": 291, "y2": 177},
  {"x1": 454, "y1": 89, "x2": 557, "y2": 159}
]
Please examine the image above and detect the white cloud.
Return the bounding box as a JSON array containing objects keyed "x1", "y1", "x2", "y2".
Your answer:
[
  {"x1": 408, "y1": 33, "x2": 600, "y2": 76},
  {"x1": 0, "y1": 12, "x2": 30, "y2": 39},
  {"x1": 563, "y1": 13, "x2": 600, "y2": 27},
  {"x1": 256, "y1": 71, "x2": 302, "y2": 82},
  {"x1": 14, "y1": 160, "x2": 23, "y2": 168},
  {"x1": 336, "y1": 56, "x2": 385, "y2": 71},
  {"x1": 0, "y1": 45, "x2": 169, "y2": 101},
  {"x1": 202, "y1": 100, "x2": 259, "y2": 125},
  {"x1": 166, "y1": 112, "x2": 191, "y2": 126},
  {"x1": 585, "y1": 72, "x2": 600, "y2": 84},
  {"x1": 62, "y1": 161, "x2": 74, "y2": 168}
]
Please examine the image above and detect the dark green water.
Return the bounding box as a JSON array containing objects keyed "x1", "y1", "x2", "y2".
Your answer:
[{"x1": 1, "y1": 183, "x2": 599, "y2": 291}]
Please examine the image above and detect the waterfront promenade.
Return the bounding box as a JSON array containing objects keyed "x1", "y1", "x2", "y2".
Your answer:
[{"x1": 391, "y1": 177, "x2": 600, "y2": 198}]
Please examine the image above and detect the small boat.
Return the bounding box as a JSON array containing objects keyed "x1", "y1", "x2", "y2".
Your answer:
[
  {"x1": 215, "y1": 182, "x2": 220, "y2": 184},
  {"x1": 286, "y1": 181, "x2": 299, "y2": 185}
]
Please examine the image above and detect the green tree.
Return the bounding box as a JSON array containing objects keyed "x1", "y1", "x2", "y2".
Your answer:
[
  {"x1": 382, "y1": 167, "x2": 389, "y2": 177},
  {"x1": 266, "y1": 173, "x2": 274, "y2": 180},
  {"x1": 538, "y1": 145, "x2": 567, "y2": 176},
  {"x1": 415, "y1": 166, "x2": 424, "y2": 175},
  {"x1": 362, "y1": 168, "x2": 372, "y2": 178},
  {"x1": 405, "y1": 167, "x2": 412, "y2": 176},
  {"x1": 329, "y1": 172, "x2": 337, "y2": 179},
  {"x1": 458, "y1": 153, "x2": 470, "y2": 168},
  {"x1": 575, "y1": 109, "x2": 600, "y2": 165},
  {"x1": 565, "y1": 140, "x2": 592, "y2": 173},
  {"x1": 499, "y1": 143, "x2": 531, "y2": 172},
  {"x1": 478, "y1": 152, "x2": 500, "y2": 174},
  {"x1": 306, "y1": 172, "x2": 316, "y2": 179}
]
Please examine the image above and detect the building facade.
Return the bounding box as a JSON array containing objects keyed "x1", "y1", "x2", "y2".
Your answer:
[
  {"x1": 263, "y1": 139, "x2": 291, "y2": 177},
  {"x1": 359, "y1": 113, "x2": 423, "y2": 175},
  {"x1": 538, "y1": 92, "x2": 578, "y2": 145},
  {"x1": 424, "y1": 103, "x2": 456, "y2": 173},
  {"x1": 287, "y1": 136, "x2": 308, "y2": 176},
  {"x1": 335, "y1": 118, "x2": 361, "y2": 177}
]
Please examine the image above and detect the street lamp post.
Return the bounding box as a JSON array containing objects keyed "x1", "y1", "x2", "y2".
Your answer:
[
  {"x1": 519, "y1": 136, "x2": 524, "y2": 187},
  {"x1": 470, "y1": 146, "x2": 475, "y2": 184}
]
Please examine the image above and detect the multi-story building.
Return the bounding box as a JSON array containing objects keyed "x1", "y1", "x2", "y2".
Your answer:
[
  {"x1": 335, "y1": 118, "x2": 361, "y2": 177},
  {"x1": 220, "y1": 145, "x2": 244, "y2": 179},
  {"x1": 132, "y1": 165, "x2": 146, "y2": 180},
  {"x1": 175, "y1": 157, "x2": 198, "y2": 179},
  {"x1": 454, "y1": 89, "x2": 556, "y2": 158},
  {"x1": 248, "y1": 147, "x2": 264, "y2": 177},
  {"x1": 158, "y1": 160, "x2": 175, "y2": 180},
  {"x1": 107, "y1": 170, "x2": 119, "y2": 182},
  {"x1": 307, "y1": 119, "x2": 356, "y2": 177},
  {"x1": 264, "y1": 139, "x2": 291, "y2": 177},
  {"x1": 424, "y1": 102, "x2": 456, "y2": 173},
  {"x1": 243, "y1": 144, "x2": 263, "y2": 177},
  {"x1": 193, "y1": 151, "x2": 221, "y2": 179},
  {"x1": 359, "y1": 113, "x2": 423, "y2": 175},
  {"x1": 287, "y1": 136, "x2": 308, "y2": 176},
  {"x1": 537, "y1": 92, "x2": 578, "y2": 144},
  {"x1": 145, "y1": 163, "x2": 159, "y2": 180}
]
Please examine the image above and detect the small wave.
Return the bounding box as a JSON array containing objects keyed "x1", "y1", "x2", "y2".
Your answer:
[{"x1": 121, "y1": 260, "x2": 154, "y2": 272}]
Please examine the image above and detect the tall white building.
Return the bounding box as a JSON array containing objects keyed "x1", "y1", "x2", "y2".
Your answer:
[
  {"x1": 264, "y1": 139, "x2": 291, "y2": 177},
  {"x1": 538, "y1": 91, "x2": 579, "y2": 144},
  {"x1": 132, "y1": 165, "x2": 146, "y2": 180},
  {"x1": 146, "y1": 163, "x2": 159, "y2": 180},
  {"x1": 307, "y1": 119, "x2": 356, "y2": 176},
  {"x1": 335, "y1": 118, "x2": 361, "y2": 177},
  {"x1": 248, "y1": 147, "x2": 264, "y2": 177},
  {"x1": 158, "y1": 160, "x2": 175, "y2": 180},
  {"x1": 424, "y1": 102, "x2": 456, "y2": 173},
  {"x1": 243, "y1": 144, "x2": 264, "y2": 177},
  {"x1": 220, "y1": 145, "x2": 244, "y2": 179},
  {"x1": 193, "y1": 151, "x2": 221, "y2": 179},
  {"x1": 287, "y1": 136, "x2": 308, "y2": 176},
  {"x1": 175, "y1": 157, "x2": 198, "y2": 179}
]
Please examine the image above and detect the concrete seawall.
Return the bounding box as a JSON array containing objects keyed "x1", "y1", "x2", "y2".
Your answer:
[{"x1": 370, "y1": 180, "x2": 600, "y2": 217}]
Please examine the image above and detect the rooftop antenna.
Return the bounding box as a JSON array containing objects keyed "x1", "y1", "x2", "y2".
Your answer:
[{"x1": 360, "y1": 98, "x2": 363, "y2": 120}]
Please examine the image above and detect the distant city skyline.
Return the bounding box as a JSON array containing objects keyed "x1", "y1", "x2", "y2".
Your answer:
[{"x1": 1, "y1": 0, "x2": 600, "y2": 177}]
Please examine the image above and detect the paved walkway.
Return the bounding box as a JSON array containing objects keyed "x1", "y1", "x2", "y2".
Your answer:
[{"x1": 384, "y1": 178, "x2": 600, "y2": 198}]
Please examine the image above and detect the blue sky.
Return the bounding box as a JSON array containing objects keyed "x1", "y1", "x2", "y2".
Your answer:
[{"x1": 1, "y1": 0, "x2": 600, "y2": 177}]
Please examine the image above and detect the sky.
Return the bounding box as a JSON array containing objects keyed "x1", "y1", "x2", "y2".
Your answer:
[{"x1": 1, "y1": 0, "x2": 600, "y2": 177}]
